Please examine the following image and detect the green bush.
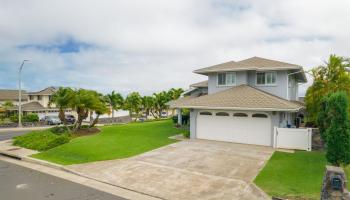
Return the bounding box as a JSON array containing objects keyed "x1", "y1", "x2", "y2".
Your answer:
[
  {"x1": 13, "y1": 130, "x2": 70, "y2": 151},
  {"x1": 324, "y1": 92, "x2": 350, "y2": 166},
  {"x1": 182, "y1": 130, "x2": 190, "y2": 138},
  {"x1": 23, "y1": 113, "x2": 39, "y2": 122},
  {"x1": 9, "y1": 114, "x2": 19, "y2": 122},
  {"x1": 49, "y1": 126, "x2": 70, "y2": 135}
]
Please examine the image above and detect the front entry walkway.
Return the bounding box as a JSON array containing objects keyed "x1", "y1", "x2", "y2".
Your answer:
[{"x1": 67, "y1": 140, "x2": 274, "y2": 200}]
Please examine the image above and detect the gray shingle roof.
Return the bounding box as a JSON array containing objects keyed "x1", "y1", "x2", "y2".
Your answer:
[
  {"x1": 28, "y1": 87, "x2": 58, "y2": 95},
  {"x1": 0, "y1": 90, "x2": 27, "y2": 101},
  {"x1": 170, "y1": 85, "x2": 304, "y2": 111},
  {"x1": 190, "y1": 80, "x2": 208, "y2": 88},
  {"x1": 194, "y1": 56, "x2": 302, "y2": 74},
  {"x1": 9, "y1": 102, "x2": 48, "y2": 111}
]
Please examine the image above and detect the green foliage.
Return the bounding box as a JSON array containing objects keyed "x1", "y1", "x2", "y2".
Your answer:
[
  {"x1": 316, "y1": 95, "x2": 331, "y2": 141},
  {"x1": 2, "y1": 101, "x2": 14, "y2": 110},
  {"x1": 305, "y1": 55, "x2": 350, "y2": 123},
  {"x1": 23, "y1": 113, "x2": 39, "y2": 122},
  {"x1": 9, "y1": 114, "x2": 19, "y2": 122},
  {"x1": 106, "y1": 91, "x2": 124, "y2": 116},
  {"x1": 124, "y1": 92, "x2": 142, "y2": 117},
  {"x1": 324, "y1": 92, "x2": 350, "y2": 166},
  {"x1": 13, "y1": 130, "x2": 70, "y2": 151},
  {"x1": 49, "y1": 126, "x2": 70, "y2": 135},
  {"x1": 182, "y1": 130, "x2": 190, "y2": 138}
]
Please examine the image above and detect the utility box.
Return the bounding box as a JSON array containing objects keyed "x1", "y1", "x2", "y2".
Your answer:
[{"x1": 321, "y1": 166, "x2": 350, "y2": 200}]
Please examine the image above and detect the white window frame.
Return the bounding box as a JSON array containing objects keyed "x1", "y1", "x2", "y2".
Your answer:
[
  {"x1": 217, "y1": 72, "x2": 236, "y2": 86},
  {"x1": 255, "y1": 71, "x2": 277, "y2": 86}
]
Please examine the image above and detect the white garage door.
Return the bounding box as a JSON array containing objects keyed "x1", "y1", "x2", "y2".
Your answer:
[{"x1": 196, "y1": 110, "x2": 272, "y2": 146}]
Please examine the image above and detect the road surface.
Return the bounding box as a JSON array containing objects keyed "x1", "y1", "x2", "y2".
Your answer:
[
  {"x1": 0, "y1": 129, "x2": 31, "y2": 141},
  {"x1": 0, "y1": 159, "x2": 126, "y2": 200}
]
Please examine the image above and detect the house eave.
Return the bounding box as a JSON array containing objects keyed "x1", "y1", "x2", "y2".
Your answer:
[{"x1": 171, "y1": 105, "x2": 302, "y2": 112}]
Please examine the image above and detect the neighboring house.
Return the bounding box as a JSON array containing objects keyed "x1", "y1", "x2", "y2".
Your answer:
[
  {"x1": 170, "y1": 56, "x2": 307, "y2": 147},
  {"x1": 0, "y1": 87, "x2": 74, "y2": 118},
  {"x1": 0, "y1": 89, "x2": 28, "y2": 106}
]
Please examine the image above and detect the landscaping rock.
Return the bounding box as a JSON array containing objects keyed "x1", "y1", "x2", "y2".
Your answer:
[{"x1": 321, "y1": 165, "x2": 350, "y2": 200}]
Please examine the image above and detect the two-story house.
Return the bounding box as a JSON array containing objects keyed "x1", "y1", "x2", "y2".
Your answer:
[{"x1": 171, "y1": 56, "x2": 307, "y2": 147}]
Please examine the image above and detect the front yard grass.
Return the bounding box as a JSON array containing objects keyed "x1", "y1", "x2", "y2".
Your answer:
[
  {"x1": 32, "y1": 120, "x2": 184, "y2": 165},
  {"x1": 255, "y1": 151, "x2": 350, "y2": 200}
]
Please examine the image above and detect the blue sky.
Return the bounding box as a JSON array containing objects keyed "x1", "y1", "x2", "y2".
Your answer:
[{"x1": 0, "y1": 0, "x2": 349, "y2": 95}]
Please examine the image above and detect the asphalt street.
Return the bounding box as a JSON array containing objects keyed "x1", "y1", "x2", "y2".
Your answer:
[
  {"x1": 0, "y1": 129, "x2": 31, "y2": 141},
  {"x1": 0, "y1": 159, "x2": 126, "y2": 200}
]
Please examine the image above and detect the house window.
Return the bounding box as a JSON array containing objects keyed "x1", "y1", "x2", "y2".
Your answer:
[
  {"x1": 217, "y1": 72, "x2": 236, "y2": 86},
  {"x1": 233, "y1": 113, "x2": 248, "y2": 117},
  {"x1": 29, "y1": 95, "x2": 34, "y2": 100},
  {"x1": 252, "y1": 113, "x2": 268, "y2": 118},
  {"x1": 256, "y1": 72, "x2": 277, "y2": 86},
  {"x1": 37, "y1": 95, "x2": 42, "y2": 100},
  {"x1": 215, "y1": 112, "x2": 229, "y2": 116},
  {"x1": 199, "y1": 111, "x2": 212, "y2": 115}
]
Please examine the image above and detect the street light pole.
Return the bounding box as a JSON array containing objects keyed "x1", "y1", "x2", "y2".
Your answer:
[{"x1": 18, "y1": 60, "x2": 28, "y2": 128}]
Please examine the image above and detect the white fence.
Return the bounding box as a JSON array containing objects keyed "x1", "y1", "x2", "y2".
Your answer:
[{"x1": 273, "y1": 127, "x2": 312, "y2": 151}]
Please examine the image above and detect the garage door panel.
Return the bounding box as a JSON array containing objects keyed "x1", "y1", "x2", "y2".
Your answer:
[{"x1": 196, "y1": 111, "x2": 272, "y2": 146}]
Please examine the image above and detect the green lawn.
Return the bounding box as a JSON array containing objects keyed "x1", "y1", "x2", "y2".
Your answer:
[
  {"x1": 32, "y1": 120, "x2": 185, "y2": 165},
  {"x1": 255, "y1": 151, "x2": 350, "y2": 200}
]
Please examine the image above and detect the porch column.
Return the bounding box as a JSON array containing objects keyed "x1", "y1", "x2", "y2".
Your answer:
[{"x1": 177, "y1": 108, "x2": 182, "y2": 125}]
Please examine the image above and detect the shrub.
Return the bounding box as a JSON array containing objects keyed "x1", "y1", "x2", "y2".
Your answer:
[
  {"x1": 317, "y1": 94, "x2": 331, "y2": 141},
  {"x1": 49, "y1": 126, "x2": 70, "y2": 135},
  {"x1": 23, "y1": 113, "x2": 39, "y2": 122},
  {"x1": 325, "y1": 92, "x2": 350, "y2": 166},
  {"x1": 9, "y1": 114, "x2": 19, "y2": 122},
  {"x1": 182, "y1": 130, "x2": 190, "y2": 138},
  {"x1": 13, "y1": 130, "x2": 70, "y2": 151}
]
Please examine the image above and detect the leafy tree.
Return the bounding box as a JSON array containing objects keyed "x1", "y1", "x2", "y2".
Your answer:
[
  {"x1": 2, "y1": 101, "x2": 14, "y2": 110},
  {"x1": 89, "y1": 93, "x2": 109, "y2": 128},
  {"x1": 324, "y1": 91, "x2": 350, "y2": 166},
  {"x1": 124, "y1": 92, "x2": 142, "y2": 119},
  {"x1": 153, "y1": 91, "x2": 171, "y2": 118},
  {"x1": 167, "y1": 88, "x2": 184, "y2": 100},
  {"x1": 316, "y1": 94, "x2": 331, "y2": 141},
  {"x1": 141, "y1": 96, "x2": 155, "y2": 119},
  {"x1": 106, "y1": 91, "x2": 124, "y2": 119},
  {"x1": 70, "y1": 89, "x2": 103, "y2": 132},
  {"x1": 305, "y1": 55, "x2": 350, "y2": 123},
  {"x1": 50, "y1": 87, "x2": 74, "y2": 126}
]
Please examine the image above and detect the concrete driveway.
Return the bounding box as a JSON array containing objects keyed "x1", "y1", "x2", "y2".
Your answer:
[{"x1": 67, "y1": 140, "x2": 274, "y2": 200}]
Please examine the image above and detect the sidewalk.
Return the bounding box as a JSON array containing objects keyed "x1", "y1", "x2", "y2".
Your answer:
[{"x1": 0, "y1": 140, "x2": 160, "y2": 200}]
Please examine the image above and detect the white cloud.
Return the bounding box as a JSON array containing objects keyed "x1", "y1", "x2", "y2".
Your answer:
[{"x1": 0, "y1": 0, "x2": 349, "y2": 96}]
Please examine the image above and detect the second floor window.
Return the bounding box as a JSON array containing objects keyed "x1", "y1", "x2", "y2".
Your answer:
[
  {"x1": 218, "y1": 72, "x2": 236, "y2": 86},
  {"x1": 256, "y1": 72, "x2": 277, "y2": 86}
]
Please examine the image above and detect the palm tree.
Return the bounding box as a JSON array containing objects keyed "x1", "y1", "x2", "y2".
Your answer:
[
  {"x1": 70, "y1": 89, "x2": 102, "y2": 132},
  {"x1": 89, "y1": 93, "x2": 109, "y2": 128},
  {"x1": 50, "y1": 87, "x2": 74, "y2": 126},
  {"x1": 106, "y1": 91, "x2": 124, "y2": 119},
  {"x1": 124, "y1": 92, "x2": 142, "y2": 120},
  {"x1": 141, "y1": 96, "x2": 155, "y2": 119},
  {"x1": 153, "y1": 91, "x2": 170, "y2": 118},
  {"x1": 167, "y1": 88, "x2": 184, "y2": 116}
]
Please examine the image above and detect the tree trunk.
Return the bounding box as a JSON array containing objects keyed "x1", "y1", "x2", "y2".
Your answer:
[
  {"x1": 89, "y1": 110, "x2": 93, "y2": 126},
  {"x1": 73, "y1": 109, "x2": 88, "y2": 132},
  {"x1": 90, "y1": 114, "x2": 100, "y2": 128}
]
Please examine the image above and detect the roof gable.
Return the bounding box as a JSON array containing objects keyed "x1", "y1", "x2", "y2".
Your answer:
[{"x1": 194, "y1": 56, "x2": 302, "y2": 74}]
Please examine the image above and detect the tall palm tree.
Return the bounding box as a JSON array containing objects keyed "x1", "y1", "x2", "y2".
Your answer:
[
  {"x1": 153, "y1": 91, "x2": 170, "y2": 118},
  {"x1": 50, "y1": 87, "x2": 74, "y2": 126},
  {"x1": 141, "y1": 96, "x2": 155, "y2": 119},
  {"x1": 106, "y1": 91, "x2": 124, "y2": 119},
  {"x1": 89, "y1": 93, "x2": 109, "y2": 128},
  {"x1": 124, "y1": 92, "x2": 142, "y2": 120}
]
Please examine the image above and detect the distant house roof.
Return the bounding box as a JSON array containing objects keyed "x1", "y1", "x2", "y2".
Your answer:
[
  {"x1": 190, "y1": 80, "x2": 208, "y2": 88},
  {"x1": 194, "y1": 56, "x2": 303, "y2": 74},
  {"x1": 0, "y1": 90, "x2": 27, "y2": 101},
  {"x1": 9, "y1": 101, "x2": 56, "y2": 111},
  {"x1": 170, "y1": 85, "x2": 304, "y2": 112},
  {"x1": 27, "y1": 87, "x2": 58, "y2": 95}
]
